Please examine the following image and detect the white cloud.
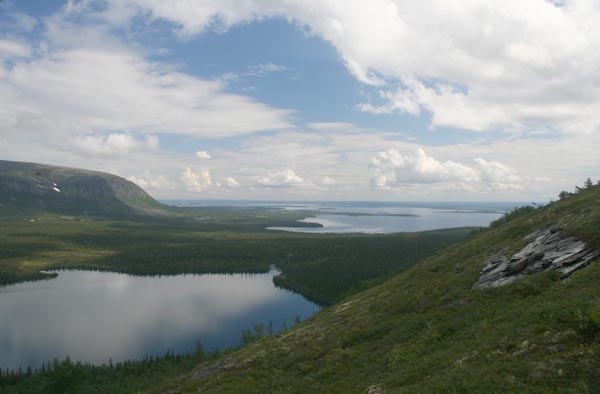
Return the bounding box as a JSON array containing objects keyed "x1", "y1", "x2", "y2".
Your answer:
[
  {"x1": 474, "y1": 158, "x2": 522, "y2": 191},
  {"x1": 99, "y1": 0, "x2": 600, "y2": 134},
  {"x1": 253, "y1": 63, "x2": 289, "y2": 73},
  {"x1": 0, "y1": 38, "x2": 31, "y2": 59},
  {"x1": 218, "y1": 62, "x2": 294, "y2": 89},
  {"x1": 222, "y1": 176, "x2": 240, "y2": 188},
  {"x1": 307, "y1": 122, "x2": 355, "y2": 132},
  {"x1": 0, "y1": 9, "x2": 295, "y2": 154},
  {"x1": 319, "y1": 176, "x2": 337, "y2": 187},
  {"x1": 73, "y1": 133, "x2": 159, "y2": 157},
  {"x1": 371, "y1": 149, "x2": 479, "y2": 187},
  {"x1": 371, "y1": 149, "x2": 521, "y2": 191},
  {"x1": 196, "y1": 150, "x2": 211, "y2": 159},
  {"x1": 1, "y1": 48, "x2": 293, "y2": 139},
  {"x1": 11, "y1": 13, "x2": 38, "y2": 32},
  {"x1": 127, "y1": 173, "x2": 174, "y2": 190},
  {"x1": 1, "y1": 113, "x2": 594, "y2": 200},
  {"x1": 256, "y1": 168, "x2": 305, "y2": 188},
  {"x1": 181, "y1": 167, "x2": 212, "y2": 192},
  {"x1": 3, "y1": 2, "x2": 600, "y2": 201},
  {"x1": 244, "y1": 63, "x2": 291, "y2": 77}
]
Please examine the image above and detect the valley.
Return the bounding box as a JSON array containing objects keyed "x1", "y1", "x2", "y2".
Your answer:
[
  {"x1": 2, "y1": 160, "x2": 599, "y2": 393},
  {"x1": 3, "y1": 2, "x2": 600, "y2": 391}
]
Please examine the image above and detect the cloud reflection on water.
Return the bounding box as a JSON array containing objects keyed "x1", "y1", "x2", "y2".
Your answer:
[{"x1": 0, "y1": 270, "x2": 318, "y2": 370}]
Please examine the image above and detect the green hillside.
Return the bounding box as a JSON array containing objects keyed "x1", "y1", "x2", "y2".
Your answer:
[
  {"x1": 154, "y1": 184, "x2": 600, "y2": 393},
  {"x1": 3, "y1": 160, "x2": 600, "y2": 393},
  {"x1": 0, "y1": 160, "x2": 169, "y2": 217}
]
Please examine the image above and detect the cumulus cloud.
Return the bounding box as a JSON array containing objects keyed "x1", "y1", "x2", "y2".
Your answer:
[
  {"x1": 181, "y1": 167, "x2": 212, "y2": 192},
  {"x1": 371, "y1": 149, "x2": 521, "y2": 191},
  {"x1": 196, "y1": 150, "x2": 211, "y2": 159},
  {"x1": 256, "y1": 168, "x2": 305, "y2": 188},
  {"x1": 222, "y1": 176, "x2": 240, "y2": 188},
  {"x1": 474, "y1": 158, "x2": 522, "y2": 191},
  {"x1": 96, "y1": 0, "x2": 600, "y2": 134},
  {"x1": 127, "y1": 173, "x2": 174, "y2": 190},
  {"x1": 2, "y1": 1, "x2": 598, "y2": 201},
  {"x1": 319, "y1": 176, "x2": 337, "y2": 187}
]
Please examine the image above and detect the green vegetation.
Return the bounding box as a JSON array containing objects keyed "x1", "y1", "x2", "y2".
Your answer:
[
  {"x1": 138, "y1": 183, "x2": 600, "y2": 393},
  {"x1": 9, "y1": 161, "x2": 600, "y2": 392},
  {"x1": 0, "y1": 203, "x2": 469, "y2": 393},
  {"x1": 0, "y1": 162, "x2": 474, "y2": 393},
  {"x1": 0, "y1": 160, "x2": 467, "y2": 304},
  {"x1": 273, "y1": 229, "x2": 470, "y2": 304},
  {"x1": 0, "y1": 211, "x2": 468, "y2": 305},
  {"x1": 0, "y1": 347, "x2": 223, "y2": 394},
  {"x1": 0, "y1": 159, "x2": 169, "y2": 217}
]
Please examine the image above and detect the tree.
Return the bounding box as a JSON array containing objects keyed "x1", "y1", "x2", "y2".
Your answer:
[
  {"x1": 559, "y1": 191, "x2": 572, "y2": 200},
  {"x1": 584, "y1": 177, "x2": 594, "y2": 189}
]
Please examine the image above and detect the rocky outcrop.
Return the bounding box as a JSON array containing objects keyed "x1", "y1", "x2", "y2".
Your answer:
[
  {"x1": 474, "y1": 226, "x2": 599, "y2": 288},
  {"x1": 365, "y1": 384, "x2": 387, "y2": 394}
]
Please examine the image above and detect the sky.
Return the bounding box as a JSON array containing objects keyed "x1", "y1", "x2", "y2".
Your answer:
[{"x1": 1, "y1": 0, "x2": 599, "y2": 201}]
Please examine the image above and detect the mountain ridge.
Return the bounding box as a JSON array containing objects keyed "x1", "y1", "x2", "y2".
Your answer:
[{"x1": 0, "y1": 159, "x2": 169, "y2": 217}]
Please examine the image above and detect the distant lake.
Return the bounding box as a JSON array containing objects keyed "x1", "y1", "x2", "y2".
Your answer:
[
  {"x1": 0, "y1": 269, "x2": 318, "y2": 370},
  {"x1": 267, "y1": 204, "x2": 507, "y2": 234},
  {"x1": 164, "y1": 200, "x2": 517, "y2": 234}
]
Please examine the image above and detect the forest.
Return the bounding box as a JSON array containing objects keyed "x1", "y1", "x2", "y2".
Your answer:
[
  {"x1": 0, "y1": 208, "x2": 470, "y2": 304},
  {"x1": 0, "y1": 345, "x2": 221, "y2": 393}
]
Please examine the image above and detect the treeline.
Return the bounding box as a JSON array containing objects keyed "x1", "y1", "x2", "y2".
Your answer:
[
  {"x1": 559, "y1": 177, "x2": 600, "y2": 200},
  {"x1": 0, "y1": 346, "x2": 217, "y2": 394},
  {"x1": 0, "y1": 215, "x2": 472, "y2": 304},
  {"x1": 0, "y1": 272, "x2": 57, "y2": 287},
  {"x1": 489, "y1": 177, "x2": 600, "y2": 230},
  {"x1": 79, "y1": 227, "x2": 470, "y2": 304},
  {"x1": 489, "y1": 205, "x2": 538, "y2": 229},
  {"x1": 271, "y1": 228, "x2": 472, "y2": 305},
  {"x1": 0, "y1": 319, "x2": 304, "y2": 394},
  {"x1": 93, "y1": 239, "x2": 273, "y2": 275}
]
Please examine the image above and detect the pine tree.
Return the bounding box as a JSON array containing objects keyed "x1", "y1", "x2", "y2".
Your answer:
[{"x1": 559, "y1": 191, "x2": 571, "y2": 200}]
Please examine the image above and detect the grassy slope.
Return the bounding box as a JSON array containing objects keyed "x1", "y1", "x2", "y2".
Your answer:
[{"x1": 158, "y1": 186, "x2": 600, "y2": 393}]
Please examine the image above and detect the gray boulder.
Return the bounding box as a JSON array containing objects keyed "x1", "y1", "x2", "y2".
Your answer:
[{"x1": 474, "y1": 226, "x2": 598, "y2": 288}]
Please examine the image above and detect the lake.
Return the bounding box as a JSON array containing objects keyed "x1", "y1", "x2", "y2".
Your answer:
[
  {"x1": 164, "y1": 200, "x2": 519, "y2": 234},
  {"x1": 266, "y1": 201, "x2": 514, "y2": 234},
  {"x1": 0, "y1": 269, "x2": 319, "y2": 370}
]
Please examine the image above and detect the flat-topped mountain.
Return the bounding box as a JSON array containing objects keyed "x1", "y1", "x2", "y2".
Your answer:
[{"x1": 0, "y1": 160, "x2": 168, "y2": 217}]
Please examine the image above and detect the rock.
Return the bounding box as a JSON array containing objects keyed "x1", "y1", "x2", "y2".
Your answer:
[
  {"x1": 186, "y1": 358, "x2": 236, "y2": 382},
  {"x1": 365, "y1": 384, "x2": 387, "y2": 394},
  {"x1": 474, "y1": 225, "x2": 599, "y2": 288}
]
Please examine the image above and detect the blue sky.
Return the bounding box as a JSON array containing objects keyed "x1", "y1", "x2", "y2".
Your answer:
[{"x1": 1, "y1": 0, "x2": 599, "y2": 201}]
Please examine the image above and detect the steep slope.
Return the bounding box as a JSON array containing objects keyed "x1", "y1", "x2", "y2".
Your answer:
[
  {"x1": 0, "y1": 160, "x2": 169, "y2": 217},
  {"x1": 159, "y1": 185, "x2": 600, "y2": 393}
]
